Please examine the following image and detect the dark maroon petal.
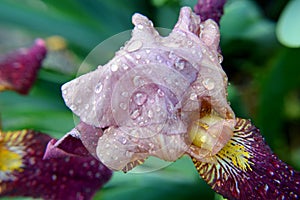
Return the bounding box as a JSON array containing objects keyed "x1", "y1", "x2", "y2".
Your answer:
[
  {"x1": 194, "y1": 0, "x2": 226, "y2": 25},
  {"x1": 0, "y1": 130, "x2": 112, "y2": 200},
  {"x1": 0, "y1": 39, "x2": 47, "y2": 94},
  {"x1": 192, "y1": 118, "x2": 300, "y2": 200}
]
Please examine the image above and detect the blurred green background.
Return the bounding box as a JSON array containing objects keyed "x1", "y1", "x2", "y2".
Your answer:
[{"x1": 0, "y1": 0, "x2": 299, "y2": 199}]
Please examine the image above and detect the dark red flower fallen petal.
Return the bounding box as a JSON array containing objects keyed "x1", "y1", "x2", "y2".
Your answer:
[
  {"x1": 0, "y1": 130, "x2": 112, "y2": 200},
  {"x1": 194, "y1": 0, "x2": 226, "y2": 25},
  {"x1": 0, "y1": 39, "x2": 47, "y2": 94},
  {"x1": 43, "y1": 121, "x2": 103, "y2": 160},
  {"x1": 192, "y1": 118, "x2": 300, "y2": 200}
]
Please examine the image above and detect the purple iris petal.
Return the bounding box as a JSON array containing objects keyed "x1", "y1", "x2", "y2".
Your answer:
[
  {"x1": 0, "y1": 130, "x2": 112, "y2": 200},
  {"x1": 193, "y1": 118, "x2": 300, "y2": 200},
  {"x1": 0, "y1": 39, "x2": 47, "y2": 94},
  {"x1": 194, "y1": 0, "x2": 226, "y2": 25}
]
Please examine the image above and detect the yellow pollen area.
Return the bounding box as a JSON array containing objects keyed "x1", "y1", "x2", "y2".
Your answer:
[
  {"x1": 217, "y1": 141, "x2": 252, "y2": 171},
  {"x1": 189, "y1": 121, "x2": 209, "y2": 147},
  {"x1": 0, "y1": 85, "x2": 9, "y2": 92},
  {"x1": 0, "y1": 131, "x2": 25, "y2": 173},
  {"x1": 46, "y1": 35, "x2": 67, "y2": 51},
  {"x1": 0, "y1": 146, "x2": 23, "y2": 172}
]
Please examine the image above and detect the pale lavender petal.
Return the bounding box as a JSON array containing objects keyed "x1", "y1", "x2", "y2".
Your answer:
[{"x1": 61, "y1": 7, "x2": 234, "y2": 171}]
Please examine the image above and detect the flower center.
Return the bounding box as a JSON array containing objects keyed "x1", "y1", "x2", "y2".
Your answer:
[
  {"x1": 0, "y1": 146, "x2": 23, "y2": 172},
  {"x1": 0, "y1": 132, "x2": 24, "y2": 181}
]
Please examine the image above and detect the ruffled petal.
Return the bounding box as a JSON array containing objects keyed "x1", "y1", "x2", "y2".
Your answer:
[
  {"x1": 192, "y1": 118, "x2": 300, "y2": 200},
  {"x1": 61, "y1": 7, "x2": 235, "y2": 172}
]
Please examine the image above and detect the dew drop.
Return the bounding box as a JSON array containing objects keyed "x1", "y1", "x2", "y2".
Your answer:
[
  {"x1": 70, "y1": 104, "x2": 77, "y2": 111},
  {"x1": 95, "y1": 82, "x2": 103, "y2": 93},
  {"x1": 218, "y1": 54, "x2": 223, "y2": 63},
  {"x1": 119, "y1": 102, "x2": 127, "y2": 110},
  {"x1": 135, "y1": 54, "x2": 141, "y2": 59},
  {"x1": 168, "y1": 51, "x2": 176, "y2": 60},
  {"x1": 127, "y1": 40, "x2": 143, "y2": 52},
  {"x1": 118, "y1": 137, "x2": 127, "y2": 145},
  {"x1": 130, "y1": 109, "x2": 141, "y2": 119},
  {"x1": 189, "y1": 93, "x2": 198, "y2": 101},
  {"x1": 121, "y1": 91, "x2": 129, "y2": 97},
  {"x1": 157, "y1": 89, "x2": 164, "y2": 97},
  {"x1": 156, "y1": 55, "x2": 163, "y2": 63},
  {"x1": 174, "y1": 58, "x2": 185, "y2": 70},
  {"x1": 137, "y1": 24, "x2": 144, "y2": 29},
  {"x1": 85, "y1": 104, "x2": 90, "y2": 110},
  {"x1": 202, "y1": 78, "x2": 215, "y2": 90},
  {"x1": 62, "y1": 89, "x2": 67, "y2": 95},
  {"x1": 133, "y1": 92, "x2": 147, "y2": 105},
  {"x1": 147, "y1": 109, "x2": 153, "y2": 118},
  {"x1": 133, "y1": 76, "x2": 142, "y2": 86},
  {"x1": 122, "y1": 64, "x2": 129, "y2": 70},
  {"x1": 52, "y1": 174, "x2": 57, "y2": 181},
  {"x1": 146, "y1": 49, "x2": 150, "y2": 54},
  {"x1": 111, "y1": 64, "x2": 118, "y2": 72}
]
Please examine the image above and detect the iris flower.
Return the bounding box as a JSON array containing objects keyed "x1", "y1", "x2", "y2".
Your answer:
[
  {"x1": 0, "y1": 40, "x2": 112, "y2": 199},
  {"x1": 58, "y1": 6, "x2": 300, "y2": 200}
]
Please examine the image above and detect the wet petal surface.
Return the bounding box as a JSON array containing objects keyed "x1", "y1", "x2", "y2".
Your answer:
[{"x1": 61, "y1": 7, "x2": 234, "y2": 171}]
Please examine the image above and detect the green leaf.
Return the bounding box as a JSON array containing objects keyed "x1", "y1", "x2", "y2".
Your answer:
[
  {"x1": 276, "y1": 0, "x2": 300, "y2": 48},
  {"x1": 96, "y1": 156, "x2": 214, "y2": 200}
]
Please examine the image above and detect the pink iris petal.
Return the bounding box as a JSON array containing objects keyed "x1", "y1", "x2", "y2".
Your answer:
[{"x1": 61, "y1": 7, "x2": 235, "y2": 171}]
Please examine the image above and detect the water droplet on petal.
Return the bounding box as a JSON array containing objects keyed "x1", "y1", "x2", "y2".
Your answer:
[
  {"x1": 168, "y1": 51, "x2": 176, "y2": 60},
  {"x1": 130, "y1": 109, "x2": 141, "y2": 119},
  {"x1": 147, "y1": 109, "x2": 153, "y2": 118},
  {"x1": 85, "y1": 104, "x2": 90, "y2": 110},
  {"x1": 119, "y1": 102, "x2": 127, "y2": 110},
  {"x1": 156, "y1": 55, "x2": 163, "y2": 63},
  {"x1": 202, "y1": 78, "x2": 215, "y2": 90},
  {"x1": 95, "y1": 82, "x2": 103, "y2": 93},
  {"x1": 133, "y1": 76, "x2": 142, "y2": 86},
  {"x1": 121, "y1": 91, "x2": 129, "y2": 97},
  {"x1": 218, "y1": 54, "x2": 223, "y2": 63},
  {"x1": 127, "y1": 40, "x2": 143, "y2": 52},
  {"x1": 122, "y1": 64, "x2": 129, "y2": 70},
  {"x1": 190, "y1": 93, "x2": 198, "y2": 100},
  {"x1": 135, "y1": 54, "x2": 141, "y2": 59},
  {"x1": 70, "y1": 104, "x2": 77, "y2": 111},
  {"x1": 111, "y1": 64, "x2": 118, "y2": 72},
  {"x1": 174, "y1": 58, "x2": 185, "y2": 70},
  {"x1": 157, "y1": 89, "x2": 164, "y2": 97},
  {"x1": 133, "y1": 92, "x2": 147, "y2": 105},
  {"x1": 137, "y1": 24, "x2": 144, "y2": 29},
  {"x1": 118, "y1": 136, "x2": 127, "y2": 144}
]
